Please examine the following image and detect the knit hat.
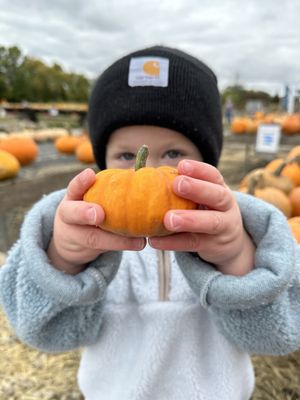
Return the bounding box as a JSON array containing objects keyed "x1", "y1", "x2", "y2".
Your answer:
[{"x1": 88, "y1": 45, "x2": 223, "y2": 169}]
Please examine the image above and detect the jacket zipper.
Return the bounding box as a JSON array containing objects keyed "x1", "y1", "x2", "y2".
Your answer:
[{"x1": 157, "y1": 250, "x2": 171, "y2": 301}]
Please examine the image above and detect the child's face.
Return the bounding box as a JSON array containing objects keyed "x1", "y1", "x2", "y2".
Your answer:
[{"x1": 105, "y1": 125, "x2": 202, "y2": 169}]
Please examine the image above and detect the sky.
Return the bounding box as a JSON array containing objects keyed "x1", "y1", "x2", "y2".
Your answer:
[{"x1": 0, "y1": 0, "x2": 300, "y2": 96}]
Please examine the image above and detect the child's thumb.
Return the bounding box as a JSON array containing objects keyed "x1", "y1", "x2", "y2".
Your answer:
[{"x1": 66, "y1": 168, "x2": 96, "y2": 201}]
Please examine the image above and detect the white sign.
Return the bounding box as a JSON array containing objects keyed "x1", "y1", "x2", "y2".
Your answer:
[{"x1": 255, "y1": 124, "x2": 281, "y2": 154}]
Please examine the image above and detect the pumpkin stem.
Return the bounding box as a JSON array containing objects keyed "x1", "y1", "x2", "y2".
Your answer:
[
  {"x1": 274, "y1": 155, "x2": 300, "y2": 176},
  {"x1": 273, "y1": 159, "x2": 289, "y2": 176},
  {"x1": 289, "y1": 154, "x2": 300, "y2": 166},
  {"x1": 248, "y1": 174, "x2": 261, "y2": 195},
  {"x1": 135, "y1": 145, "x2": 149, "y2": 171}
]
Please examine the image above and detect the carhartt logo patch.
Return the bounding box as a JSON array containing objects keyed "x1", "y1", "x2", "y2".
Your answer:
[{"x1": 128, "y1": 56, "x2": 169, "y2": 87}]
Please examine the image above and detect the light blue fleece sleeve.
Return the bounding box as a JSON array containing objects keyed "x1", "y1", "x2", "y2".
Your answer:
[
  {"x1": 175, "y1": 191, "x2": 300, "y2": 356},
  {"x1": 0, "y1": 190, "x2": 122, "y2": 352}
]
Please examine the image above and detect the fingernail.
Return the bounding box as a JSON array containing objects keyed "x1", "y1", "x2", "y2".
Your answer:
[
  {"x1": 134, "y1": 238, "x2": 146, "y2": 250},
  {"x1": 87, "y1": 207, "x2": 97, "y2": 224},
  {"x1": 178, "y1": 177, "x2": 190, "y2": 194},
  {"x1": 181, "y1": 161, "x2": 193, "y2": 174},
  {"x1": 79, "y1": 169, "x2": 94, "y2": 185},
  {"x1": 169, "y1": 213, "x2": 183, "y2": 230}
]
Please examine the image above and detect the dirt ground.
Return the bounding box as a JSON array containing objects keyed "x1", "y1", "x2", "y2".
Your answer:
[{"x1": 0, "y1": 134, "x2": 300, "y2": 399}]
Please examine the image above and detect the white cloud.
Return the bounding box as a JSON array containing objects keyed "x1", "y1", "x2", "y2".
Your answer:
[{"x1": 0, "y1": 0, "x2": 300, "y2": 94}]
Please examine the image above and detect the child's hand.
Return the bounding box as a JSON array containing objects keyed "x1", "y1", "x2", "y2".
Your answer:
[
  {"x1": 149, "y1": 160, "x2": 255, "y2": 276},
  {"x1": 47, "y1": 168, "x2": 146, "y2": 275}
]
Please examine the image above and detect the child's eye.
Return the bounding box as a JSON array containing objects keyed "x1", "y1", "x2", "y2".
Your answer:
[
  {"x1": 119, "y1": 152, "x2": 135, "y2": 161},
  {"x1": 164, "y1": 150, "x2": 184, "y2": 159}
]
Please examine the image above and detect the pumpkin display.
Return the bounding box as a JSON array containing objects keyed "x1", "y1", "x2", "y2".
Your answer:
[
  {"x1": 287, "y1": 217, "x2": 300, "y2": 243},
  {"x1": 240, "y1": 175, "x2": 292, "y2": 218},
  {"x1": 0, "y1": 149, "x2": 21, "y2": 180},
  {"x1": 83, "y1": 145, "x2": 197, "y2": 237},
  {"x1": 0, "y1": 136, "x2": 38, "y2": 166},
  {"x1": 289, "y1": 187, "x2": 300, "y2": 217},
  {"x1": 265, "y1": 157, "x2": 300, "y2": 187},
  {"x1": 54, "y1": 135, "x2": 86, "y2": 154},
  {"x1": 75, "y1": 140, "x2": 95, "y2": 164},
  {"x1": 239, "y1": 163, "x2": 294, "y2": 195}
]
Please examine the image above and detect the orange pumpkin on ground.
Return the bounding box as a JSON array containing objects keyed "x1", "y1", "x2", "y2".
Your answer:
[
  {"x1": 76, "y1": 141, "x2": 95, "y2": 164},
  {"x1": 289, "y1": 187, "x2": 300, "y2": 217},
  {"x1": 0, "y1": 149, "x2": 21, "y2": 180},
  {"x1": 0, "y1": 136, "x2": 38, "y2": 166},
  {"x1": 54, "y1": 135, "x2": 86, "y2": 154},
  {"x1": 265, "y1": 158, "x2": 300, "y2": 187},
  {"x1": 240, "y1": 173, "x2": 292, "y2": 218},
  {"x1": 287, "y1": 217, "x2": 300, "y2": 243},
  {"x1": 239, "y1": 167, "x2": 294, "y2": 195},
  {"x1": 240, "y1": 185, "x2": 292, "y2": 218},
  {"x1": 282, "y1": 114, "x2": 300, "y2": 135},
  {"x1": 83, "y1": 145, "x2": 197, "y2": 237},
  {"x1": 230, "y1": 117, "x2": 247, "y2": 134}
]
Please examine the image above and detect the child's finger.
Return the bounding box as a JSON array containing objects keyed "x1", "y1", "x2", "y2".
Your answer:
[
  {"x1": 59, "y1": 200, "x2": 105, "y2": 226},
  {"x1": 66, "y1": 168, "x2": 96, "y2": 201},
  {"x1": 164, "y1": 209, "x2": 226, "y2": 235},
  {"x1": 173, "y1": 175, "x2": 233, "y2": 211},
  {"x1": 74, "y1": 226, "x2": 146, "y2": 251},
  {"x1": 177, "y1": 160, "x2": 225, "y2": 186}
]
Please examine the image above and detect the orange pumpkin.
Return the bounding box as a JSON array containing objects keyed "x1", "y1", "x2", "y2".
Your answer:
[
  {"x1": 289, "y1": 186, "x2": 300, "y2": 217},
  {"x1": 83, "y1": 145, "x2": 197, "y2": 237},
  {"x1": 76, "y1": 140, "x2": 95, "y2": 164},
  {"x1": 240, "y1": 174, "x2": 292, "y2": 218},
  {"x1": 0, "y1": 149, "x2": 21, "y2": 180},
  {"x1": 0, "y1": 136, "x2": 38, "y2": 165},
  {"x1": 287, "y1": 217, "x2": 300, "y2": 243},
  {"x1": 282, "y1": 114, "x2": 300, "y2": 135},
  {"x1": 230, "y1": 117, "x2": 247, "y2": 134},
  {"x1": 265, "y1": 158, "x2": 300, "y2": 187},
  {"x1": 245, "y1": 118, "x2": 259, "y2": 134},
  {"x1": 240, "y1": 185, "x2": 292, "y2": 218},
  {"x1": 54, "y1": 135, "x2": 86, "y2": 154}
]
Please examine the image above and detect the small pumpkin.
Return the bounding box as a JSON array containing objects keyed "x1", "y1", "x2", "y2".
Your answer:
[
  {"x1": 76, "y1": 140, "x2": 95, "y2": 164},
  {"x1": 240, "y1": 175, "x2": 292, "y2": 218},
  {"x1": 0, "y1": 149, "x2": 21, "y2": 180},
  {"x1": 54, "y1": 135, "x2": 86, "y2": 154},
  {"x1": 0, "y1": 136, "x2": 38, "y2": 165},
  {"x1": 83, "y1": 145, "x2": 197, "y2": 237},
  {"x1": 287, "y1": 217, "x2": 300, "y2": 243}
]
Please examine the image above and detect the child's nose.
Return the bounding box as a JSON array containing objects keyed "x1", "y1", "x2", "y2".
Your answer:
[{"x1": 144, "y1": 157, "x2": 158, "y2": 168}]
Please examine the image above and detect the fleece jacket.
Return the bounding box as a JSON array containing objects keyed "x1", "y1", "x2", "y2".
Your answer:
[{"x1": 0, "y1": 189, "x2": 300, "y2": 400}]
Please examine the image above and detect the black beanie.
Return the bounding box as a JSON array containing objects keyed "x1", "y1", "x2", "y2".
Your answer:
[{"x1": 88, "y1": 45, "x2": 223, "y2": 169}]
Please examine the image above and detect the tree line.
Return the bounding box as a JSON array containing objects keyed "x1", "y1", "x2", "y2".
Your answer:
[
  {"x1": 0, "y1": 45, "x2": 90, "y2": 102},
  {"x1": 0, "y1": 44, "x2": 280, "y2": 108}
]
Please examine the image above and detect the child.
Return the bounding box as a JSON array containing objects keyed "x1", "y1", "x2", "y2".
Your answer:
[{"x1": 1, "y1": 46, "x2": 300, "y2": 400}]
